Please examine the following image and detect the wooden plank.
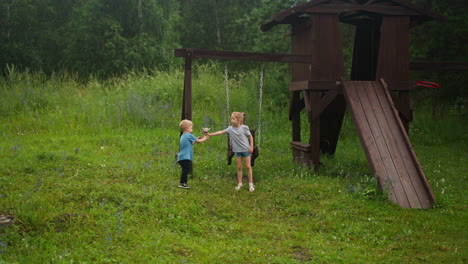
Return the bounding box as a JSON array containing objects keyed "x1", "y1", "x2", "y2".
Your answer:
[
  {"x1": 174, "y1": 48, "x2": 312, "y2": 64},
  {"x1": 355, "y1": 81, "x2": 412, "y2": 207},
  {"x1": 374, "y1": 82, "x2": 425, "y2": 206},
  {"x1": 380, "y1": 79, "x2": 436, "y2": 206},
  {"x1": 365, "y1": 81, "x2": 422, "y2": 208},
  {"x1": 342, "y1": 80, "x2": 402, "y2": 206},
  {"x1": 290, "y1": 141, "x2": 311, "y2": 152},
  {"x1": 343, "y1": 79, "x2": 436, "y2": 208}
]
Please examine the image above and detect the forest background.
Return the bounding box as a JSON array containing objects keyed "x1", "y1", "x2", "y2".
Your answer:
[{"x1": 1, "y1": 0, "x2": 467, "y2": 103}]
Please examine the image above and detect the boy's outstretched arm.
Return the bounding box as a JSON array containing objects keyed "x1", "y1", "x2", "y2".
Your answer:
[{"x1": 195, "y1": 135, "x2": 210, "y2": 144}]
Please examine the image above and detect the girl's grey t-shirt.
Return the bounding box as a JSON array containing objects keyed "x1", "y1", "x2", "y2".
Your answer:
[{"x1": 225, "y1": 125, "x2": 251, "y2": 153}]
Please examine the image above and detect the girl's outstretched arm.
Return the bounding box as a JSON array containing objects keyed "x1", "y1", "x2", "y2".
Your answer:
[{"x1": 208, "y1": 130, "x2": 226, "y2": 137}]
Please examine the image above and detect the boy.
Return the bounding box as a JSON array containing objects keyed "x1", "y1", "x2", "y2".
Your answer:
[{"x1": 177, "y1": 120, "x2": 209, "y2": 189}]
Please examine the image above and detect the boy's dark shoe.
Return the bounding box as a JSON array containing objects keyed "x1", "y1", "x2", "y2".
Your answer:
[{"x1": 178, "y1": 183, "x2": 190, "y2": 189}]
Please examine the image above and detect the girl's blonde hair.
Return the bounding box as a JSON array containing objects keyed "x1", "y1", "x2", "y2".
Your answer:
[
  {"x1": 231, "y1": 112, "x2": 245, "y2": 124},
  {"x1": 179, "y1": 119, "x2": 193, "y2": 131}
]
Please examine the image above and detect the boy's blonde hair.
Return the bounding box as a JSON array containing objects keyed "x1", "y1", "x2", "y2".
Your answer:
[
  {"x1": 179, "y1": 119, "x2": 193, "y2": 131},
  {"x1": 231, "y1": 112, "x2": 245, "y2": 124}
]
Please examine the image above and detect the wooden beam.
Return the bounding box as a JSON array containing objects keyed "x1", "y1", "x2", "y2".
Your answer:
[
  {"x1": 289, "y1": 80, "x2": 413, "y2": 92},
  {"x1": 304, "y1": 4, "x2": 421, "y2": 16},
  {"x1": 410, "y1": 61, "x2": 468, "y2": 70},
  {"x1": 289, "y1": 80, "x2": 341, "y2": 91},
  {"x1": 175, "y1": 49, "x2": 465, "y2": 71},
  {"x1": 174, "y1": 48, "x2": 312, "y2": 64},
  {"x1": 311, "y1": 90, "x2": 339, "y2": 121}
]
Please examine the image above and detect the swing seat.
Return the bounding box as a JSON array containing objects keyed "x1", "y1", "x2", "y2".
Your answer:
[{"x1": 227, "y1": 130, "x2": 259, "y2": 166}]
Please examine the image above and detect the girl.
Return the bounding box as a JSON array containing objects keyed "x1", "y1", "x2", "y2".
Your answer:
[{"x1": 209, "y1": 112, "x2": 255, "y2": 192}]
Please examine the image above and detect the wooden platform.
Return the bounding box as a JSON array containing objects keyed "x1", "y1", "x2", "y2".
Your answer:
[{"x1": 342, "y1": 79, "x2": 436, "y2": 209}]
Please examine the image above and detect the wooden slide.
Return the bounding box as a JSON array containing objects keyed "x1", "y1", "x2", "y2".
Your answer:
[{"x1": 342, "y1": 79, "x2": 436, "y2": 209}]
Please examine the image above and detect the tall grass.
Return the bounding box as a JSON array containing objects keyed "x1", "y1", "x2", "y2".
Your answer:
[{"x1": 0, "y1": 66, "x2": 466, "y2": 263}]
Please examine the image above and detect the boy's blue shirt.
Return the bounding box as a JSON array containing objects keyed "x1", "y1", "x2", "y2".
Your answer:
[{"x1": 178, "y1": 132, "x2": 197, "y2": 161}]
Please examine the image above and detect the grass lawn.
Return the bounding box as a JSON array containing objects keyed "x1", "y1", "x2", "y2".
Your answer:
[{"x1": 0, "y1": 69, "x2": 466, "y2": 263}]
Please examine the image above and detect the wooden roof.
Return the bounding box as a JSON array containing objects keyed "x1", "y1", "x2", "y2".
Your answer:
[{"x1": 261, "y1": 0, "x2": 444, "y2": 32}]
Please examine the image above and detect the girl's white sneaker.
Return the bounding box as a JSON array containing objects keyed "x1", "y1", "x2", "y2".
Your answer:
[{"x1": 235, "y1": 184, "x2": 243, "y2": 190}]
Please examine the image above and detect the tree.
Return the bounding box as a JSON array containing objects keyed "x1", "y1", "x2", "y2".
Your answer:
[
  {"x1": 63, "y1": 0, "x2": 181, "y2": 77},
  {"x1": 0, "y1": 0, "x2": 181, "y2": 77}
]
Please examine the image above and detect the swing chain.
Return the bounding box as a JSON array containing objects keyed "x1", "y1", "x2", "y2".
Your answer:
[
  {"x1": 257, "y1": 65, "x2": 264, "y2": 147},
  {"x1": 225, "y1": 63, "x2": 263, "y2": 147},
  {"x1": 224, "y1": 64, "x2": 230, "y2": 126}
]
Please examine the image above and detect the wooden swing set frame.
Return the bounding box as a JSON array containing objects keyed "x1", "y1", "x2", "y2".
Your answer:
[
  {"x1": 174, "y1": 48, "x2": 300, "y2": 166},
  {"x1": 174, "y1": 48, "x2": 312, "y2": 121}
]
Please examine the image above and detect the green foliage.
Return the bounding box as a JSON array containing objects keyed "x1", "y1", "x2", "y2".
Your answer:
[
  {"x1": 0, "y1": 69, "x2": 466, "y2": 263},
  {"x1": 410, "y1": 0, "x2": 468, "y2": 101},
  {"x1": 1, "y1": 0, "x2": 181, "y2": 78},
  {"x1": 0, "y1": 0, "x2": 467, "y2": 106}
]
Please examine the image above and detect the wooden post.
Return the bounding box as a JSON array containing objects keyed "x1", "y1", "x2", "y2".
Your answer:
[
  {"x1": 290, "y1": 92, "x2": 302, "y2": 142},
  {"x1": 290, "y1": 22, "x2": 311, "y2": 162},
  {"x1": 309, "y1": 92, "x2": 321, "y2": 171},
  {"x1": 308, "y1": 14, "x2": 345, "y2": 169},
  {"x1": 181, "y1": 49, "x2": 193, "y2": 121}
]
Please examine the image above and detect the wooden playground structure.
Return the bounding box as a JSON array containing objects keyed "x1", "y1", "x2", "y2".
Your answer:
[{"x1": 174, "y1": 0, "x2": 455, "y2": 209}]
